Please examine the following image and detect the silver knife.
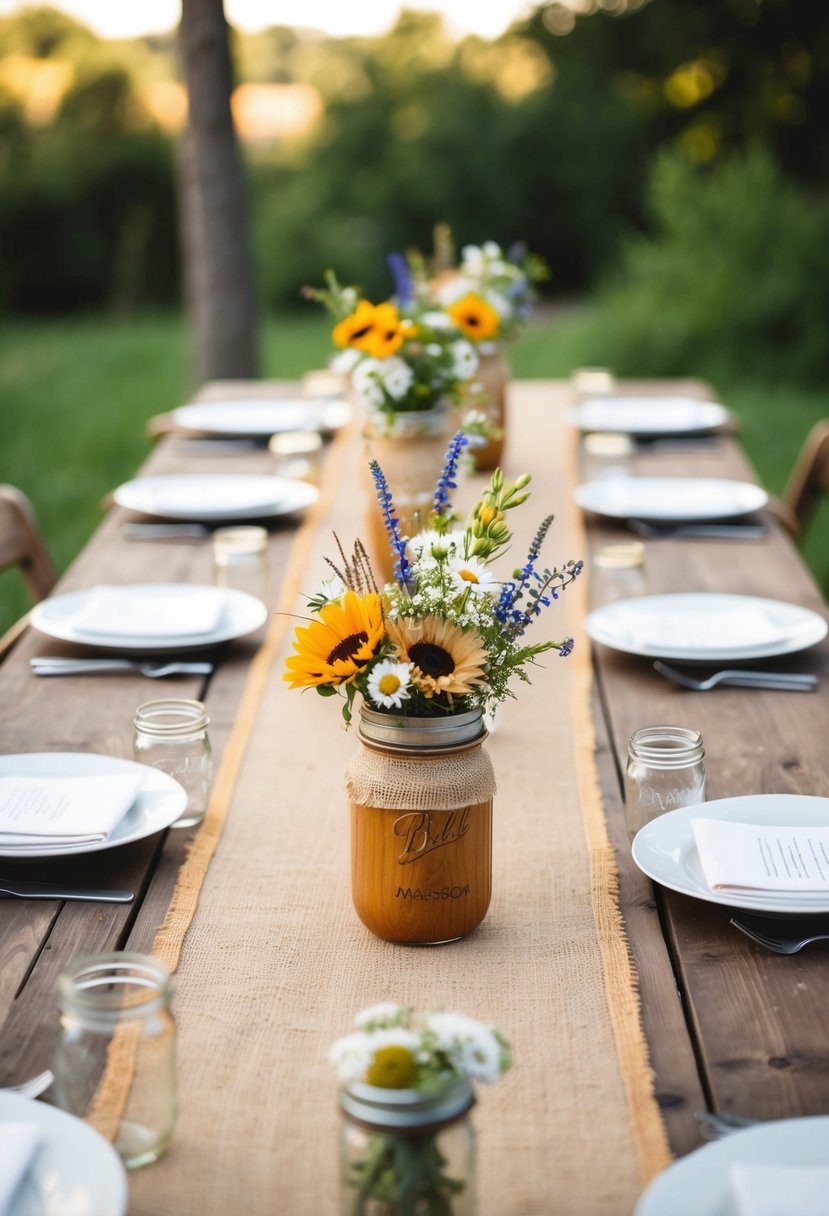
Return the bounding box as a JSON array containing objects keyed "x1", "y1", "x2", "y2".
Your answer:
[
  {"x1": 0, "y1": 878, "x2": 134, "y2": 902},
  {"x1": 628, "y1": 520, "x2": 766, "y2": 540}
]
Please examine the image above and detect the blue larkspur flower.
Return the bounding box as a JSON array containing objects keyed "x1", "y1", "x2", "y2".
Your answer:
[
  {"x1": 558, "y1": 637, "x2": 575, "y2": 658},
  {"x1": 387, "y1": 251, "x2": 413, "y2": 305},
  {"x1": 433, "y1": 431, "x2": 469, "y2": 518},
  {"x1": 369, "y1": 458, "x2": 412, "y2": 586}
]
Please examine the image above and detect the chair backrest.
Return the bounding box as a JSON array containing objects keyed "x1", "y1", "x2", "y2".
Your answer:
[
  {"x1": 780, "y1": 421, "x2": 829, "y2": 539},
  {"x1": 0, "y1": 485, "x2": 57, "y2": 603}
]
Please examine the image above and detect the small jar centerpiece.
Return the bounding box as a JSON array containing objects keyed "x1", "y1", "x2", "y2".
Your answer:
[
  {"x1": 307, "y1": 271, "x2": 481, "y2": 582},
  {"x1": 417, "y1": 232, "x2": 549, "y2": 471},
  {"x1": 284, "y1": 431, "x2": 583, "y2": 945},
  {"x1": 332, "y1": 1002, "x2": 511, "y2": 1216}
]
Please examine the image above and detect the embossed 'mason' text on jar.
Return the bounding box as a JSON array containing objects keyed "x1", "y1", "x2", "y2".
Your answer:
[
  {"x1": 625, "y1": 724, "x2": 706, "y2": 840},
  {"x1": 345, "y1": 708, "x2": 496, "y2": 945}
]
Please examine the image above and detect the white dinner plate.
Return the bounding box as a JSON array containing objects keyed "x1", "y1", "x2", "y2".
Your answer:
[
  {"x1": 31, "y1": 584, "x2": 268, "y2": 651},
  {"x1": 585, "y1": 593, "x2": 828, "y2": 662},
  {"x1": 0, "y1": 752, "x2": 186, "y2": 860},
  {"x1": 0, "y1": 1092, "x2": 127, "y2": 1215},
  {"x1": 574, "y1": 477, "x2": 768, "y2": 522},
  {"x1": 569, "y1": 396, "x2": 730, "y2": 436},
  {"x1": 632, "y1": 794, "x2": 829, "y2": 915},
  {"x1": 635, "y1": 1115, "x2": 829, "y2": 1215},
  {"x1": 114, "y1": 474, "x2": 319, "y2": 521},
  {"x1": 170, "y1": 397, "x2": 351, "y2": 437}
]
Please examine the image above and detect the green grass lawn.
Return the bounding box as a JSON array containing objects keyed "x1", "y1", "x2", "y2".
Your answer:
[{"x1": 1, "y1": 308, "x2": 826, "y2": 634}]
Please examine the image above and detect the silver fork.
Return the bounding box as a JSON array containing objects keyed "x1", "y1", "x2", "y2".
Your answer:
[
  {"x1": 30, "y1": 658, "x2": 214, "y2": 678},
  {"x1": 653, "y1": 661, "x2": 817, "y2": 692},
  {"x1": 1, "y1": 1069, "x2": 54, "y2": 1099},
  {"x1": 694, "y1": 1109, "x2": 758, "y2": 1140},
  {"x1": 730, "y1": 917, "x2": 829, "y2": 954}
]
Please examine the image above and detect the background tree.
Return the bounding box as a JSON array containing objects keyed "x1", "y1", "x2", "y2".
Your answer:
[{"x1": 178, "y1": 0, "x2": 258, "y2": 381}]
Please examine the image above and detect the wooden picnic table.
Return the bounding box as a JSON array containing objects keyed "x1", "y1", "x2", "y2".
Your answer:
[{"x1": 0, "y1": 378, "x2": 827, "y2": 1212}]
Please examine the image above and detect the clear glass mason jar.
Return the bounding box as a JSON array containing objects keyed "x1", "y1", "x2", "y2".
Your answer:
[
  {"x1": 339, "y1": 1079, "x2": 476, "y2": 1216},
  {"x1": 53, "y1": 953, "x2": 176, "y2": 1169},
  {"x1": 624, "y1": 725, "x2": 706, "y2": 840},
  {"x1": 134, "y1": 699, "x2": 212, "y2": 829},
  {"x1": 269, "y1": 430, "x2": 323, "y2": 486},
  {"x1": 591, "y1": 542, "x2": 648, "y2": 608},
  {"x1": 212, "y1": 524, "x2": 270, "y2": 605}
]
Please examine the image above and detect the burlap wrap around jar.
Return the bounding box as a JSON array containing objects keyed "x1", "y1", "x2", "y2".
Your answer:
[{"x1": 345, "y1": 708, "x2": 496, "y2": 944}]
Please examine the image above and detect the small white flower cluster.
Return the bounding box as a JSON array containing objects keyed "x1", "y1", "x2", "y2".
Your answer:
[
  {"x1": 351, "y1": 355, "x2": 414, "y2": 408},
  {"x1": 435, "y1": 241, "x2": 534, "y2": 336},
  {"x1": 330, "y1": 1003, "x2": 510, "y2": 1088},
  {"x1": 331, "y1": 321, "x2": 477, "y2": 416}
]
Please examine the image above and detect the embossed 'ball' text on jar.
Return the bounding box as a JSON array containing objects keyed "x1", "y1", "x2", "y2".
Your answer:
[{"x1": 345, "y1": 707, "x2": 496, "y2": 944}]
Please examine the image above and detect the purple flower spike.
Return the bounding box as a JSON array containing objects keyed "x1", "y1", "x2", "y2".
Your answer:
[
  {"x1": 369, "y1": 458, "x2": 412, "y2": 587},
  {"x1": 433, "y1": 431, "x2": 469, "y2": 518}
]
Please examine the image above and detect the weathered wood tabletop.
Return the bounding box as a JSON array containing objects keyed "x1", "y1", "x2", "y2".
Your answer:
[{"x1": 1, "y1": 378, "x2": 827, "y2": 1173}]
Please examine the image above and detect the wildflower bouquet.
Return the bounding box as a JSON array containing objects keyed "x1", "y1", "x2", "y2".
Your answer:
[
  {"x1": 410, "y1": 234, "x2": 549, "y2": 345},
  {"x1": 307, "y1": 271, "x2": 479, "y2": 425},
  {"x1": 333, "y1": 1002, "x2": 510, "y2": 1216},
  {"x1": 283, "y1": 431, "x2": 583, "y2": 725}
]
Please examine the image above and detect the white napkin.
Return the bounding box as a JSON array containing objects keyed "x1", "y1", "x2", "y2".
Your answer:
[
  {"x1": 0, "y1": 773, "x2": 144, "y2": 850},
  {"x1": 692, "y1": 818, "x2": 829, "y2": 903},
  {"x1": 0, "y1": 1124, "x2": 42, "y2": 1216},
  {"x1": 730, "y1": 1163, "x2": 829, "y2": 1216},
  {"x1": 67, "y1": 585, "x2": 227, "y2": 638},
  {"x1": 625, "y1": 604, "x2": 782, "y2": 653}
]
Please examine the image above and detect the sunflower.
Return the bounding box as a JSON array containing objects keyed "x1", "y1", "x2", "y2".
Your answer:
[
  {"x1": 332, "y1": 300, "x2": 379, "y2": 353},
  {"x1": 386, "y1": 615, "x2": 487, "y2": 700},
  {"x1": 446, "y1": 292, "x2": 500, "y2": 342},
  {"x1": 364, "y1": 301, "x2": 408, "y2": 359},
  {"x1": 284, "y1": 591, "x2": 384, "y2": 690}
]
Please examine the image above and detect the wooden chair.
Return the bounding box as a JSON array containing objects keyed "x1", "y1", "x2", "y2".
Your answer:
[
  {"x1": 0, "y1": 485, "x2": 57, "y2": 657},
  {"x1": 780, "y1": 420, "x2": 829, "y2": 541},
  {"x1": 765, "y1": 420, "x2": 829, "y2": 543}
]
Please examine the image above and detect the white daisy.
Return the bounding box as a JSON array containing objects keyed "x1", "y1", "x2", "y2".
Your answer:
[
  {"x1": 449, "y1": 554, "x2": 497, "y2": 596},
  {"x1": 377, "y1": 356, "x2": 414, "y2": 400},
  {"x1": 355, "y1": 1002, "x2": 410, "y2": 1031},
  {"x1": 330, "y1": 347, "x2": 361, "y2": 373},
  {"x1": 420, "y1": 309, "x2": 454, "y2": 329},
  {"x1": 408, "y1": 529, "x2": 465, "y2": 563},
  {"x1": 352, "y1": 358, "x2": 384, "y2": 409},
  {"x1": 367, "y1": 659, "x2": 413, "y2": 709},
  {"x1": 451, "y1": 339, "x2": 478, "y2": 380}
]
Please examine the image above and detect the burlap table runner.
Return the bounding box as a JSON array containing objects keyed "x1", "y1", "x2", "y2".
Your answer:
[{"x1": 129, "y1": 382, "x2": 670, "y2": 1215}]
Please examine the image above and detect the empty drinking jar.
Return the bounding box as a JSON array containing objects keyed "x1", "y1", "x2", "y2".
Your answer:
[
  {"x1": 212, "y1": 525, "x2": 270, "y2": 604},
  {"x1": 591, "y1": 542, "x2": 648, "y2": 607},
  {"x1": 53, "y1": 952, "x2": 176, "y2": 1169},
  {"x1": 625, "y1": 725, "x2": 706, "y2": 840},
  {"x1": 134, "y1": 699, "x2": 212, "y2": 828}
]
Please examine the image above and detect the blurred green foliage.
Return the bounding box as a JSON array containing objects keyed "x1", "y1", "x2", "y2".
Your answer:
[{"x1": 562, "y1": 145, "x2": 829, "y2": 387}]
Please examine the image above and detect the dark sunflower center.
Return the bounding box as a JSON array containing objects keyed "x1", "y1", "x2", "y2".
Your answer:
[
  {"x1": 464, "y1": 313, "x2": 481, "y2": 328},
  {"x1": 409, "y1": 641, "x2": 455, "y2": 677},
  {"x1": 351, "y1": 324, "x2": 373, "y2": 340},
  {"x1": 327, "y1": 630, "x2": 368, "y2": 665}
]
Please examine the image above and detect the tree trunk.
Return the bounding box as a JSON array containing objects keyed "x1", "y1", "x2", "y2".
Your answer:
[{"x1": 178, "y1": 0, "x2": 258, "y2": 383}]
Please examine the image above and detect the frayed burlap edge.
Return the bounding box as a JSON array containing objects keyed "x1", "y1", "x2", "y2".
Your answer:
[
  {"x1": 87, "y1": 412, "x2": 359, "y2": 1136},
  {"x1": 345, "y1": 744, "x2": 496, "y2": 811},
  {"x1": 565, "y1": 423, "x2": 673, "y2": 1183}
]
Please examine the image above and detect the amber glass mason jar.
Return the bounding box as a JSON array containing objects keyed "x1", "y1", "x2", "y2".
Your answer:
[
  {"x1": 468, "y1": 343, "x2": 509, "y2": 471},
  {"x1": 345, "y1": 708, "x2": 495, "y2": 945},
  {"x1": 339, "y1": 1078, "x2": 476, "y2": 1216}
]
